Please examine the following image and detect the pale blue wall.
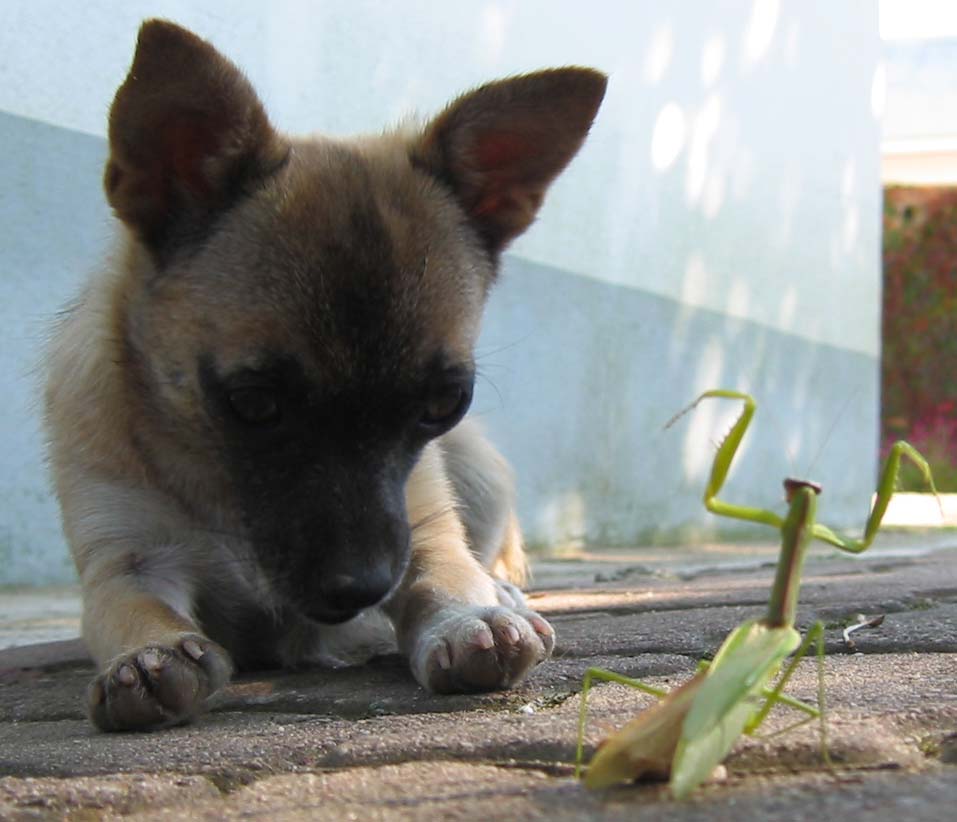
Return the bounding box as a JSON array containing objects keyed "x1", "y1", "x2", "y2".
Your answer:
[
  {"x1": 0, "y1": 113, "x2": 111, "y2": 582},
  {"x1": 1, "y1": 1, "x2": 882, "y2": 583},
  {"x1": 476, "y1": 259, "x2": 879, "y2": 547}
]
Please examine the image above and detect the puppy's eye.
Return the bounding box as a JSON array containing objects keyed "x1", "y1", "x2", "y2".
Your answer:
[
  {"x1": 420, "y1": 383, "x2": 472, "y2": 432},
  {"x1": 228, "y1": 387, "x2": 280, "y2": 425}
]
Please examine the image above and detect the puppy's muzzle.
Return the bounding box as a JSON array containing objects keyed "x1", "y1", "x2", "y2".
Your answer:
[{"x1": 307, "y1": 566, "x2": 394, "y2": 623}]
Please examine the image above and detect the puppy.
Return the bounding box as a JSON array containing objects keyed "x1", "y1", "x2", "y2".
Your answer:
[{"x1": 44, "y1": 19, "x2": 606, "y2": 731}]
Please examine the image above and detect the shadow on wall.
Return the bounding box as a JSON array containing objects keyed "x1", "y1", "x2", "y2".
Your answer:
[
  {"x1": 475, "y1": 0, "x2": 882, "y2": 549},
  {"x1": 476, "y1": 260, "x2": 878, "y2": 549}
]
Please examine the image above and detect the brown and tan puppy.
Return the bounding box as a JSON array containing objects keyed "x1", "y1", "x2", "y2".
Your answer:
[{"x1": 44, "y1": 19, "x2": 606, "y2": 731}]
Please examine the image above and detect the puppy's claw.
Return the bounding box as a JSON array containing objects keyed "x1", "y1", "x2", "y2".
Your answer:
[
  {"x1": 473, "y1": 625, "x2": 495, "y2": 651},
  {"x1": 434, "y1": 642, "x2": 452, "y2": 671},
  {"x1": 140, "y1": 650, "x2": 162, "y2": 672},
  {"x1": 182, "y1": 639, "x2": 205, "y2": 661},
  {"x1": 529, "y1": 615, "x2": 555, "y2": 646}
]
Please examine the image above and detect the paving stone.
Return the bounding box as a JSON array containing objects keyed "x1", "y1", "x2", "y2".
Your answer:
[
  {"x1": 0, "y1": 542, "x2": 953, "y2": 820},
  {"x1": 2, "y1": 763, "x2": 957, "y2": 821},
  {"x1": 0, "y1": 773, "x2": 221, "y2": 820}
]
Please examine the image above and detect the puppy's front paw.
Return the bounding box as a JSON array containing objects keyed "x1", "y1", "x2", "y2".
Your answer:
[
  {"x1": 410, "y1": 605, "x2": 555, "y2": 694},
  {"x1": 88, "y1": 635, "x2": 232, "y2": 732}
]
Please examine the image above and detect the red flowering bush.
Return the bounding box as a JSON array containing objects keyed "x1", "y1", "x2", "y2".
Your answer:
[{"x1": 883, "y1": 187, "x2": 957, "y2": 491}]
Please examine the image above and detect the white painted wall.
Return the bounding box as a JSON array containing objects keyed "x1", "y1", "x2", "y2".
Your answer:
[
  {"x1": 2, "y1": 0, "x2": 882, "y2": 354},
  {"x1": 1, "y1": 1, "x2": 882, "y2": 582}
]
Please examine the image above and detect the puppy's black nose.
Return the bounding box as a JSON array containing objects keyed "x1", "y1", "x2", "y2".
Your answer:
[{"x1": 321, "y1": 571, "x2": 392, "y2": 615}]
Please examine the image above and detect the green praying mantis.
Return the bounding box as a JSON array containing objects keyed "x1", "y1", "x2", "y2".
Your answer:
[{"x1": 575, "y1": 389, "x2": 938, "y2": 798}]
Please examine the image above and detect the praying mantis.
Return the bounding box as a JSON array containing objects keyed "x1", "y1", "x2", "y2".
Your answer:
[{"x1": 575, "y1": 389, "x2": 937, "y2": 798}]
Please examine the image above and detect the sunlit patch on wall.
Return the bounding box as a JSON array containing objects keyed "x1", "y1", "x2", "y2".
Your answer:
[
  {"x1": 842, "y1": 159, "x2": 859, "y2": 253},
  {"x1": 644, "y1": 24, "x2": 674, "y2": 85},
  {"x1": 726, "y1": 278, "x2": 751, "y2": 318},
  {"x1": 681, "y1": 253, "x2": 710, "y2": 305},
  {"x1": 700, "y1": 35, "x2": 726, "y2": 88},
  {"x1": 870, "y1": 62, "x2": 886, "y2": 120},
  {"x1": 777, "y1": 284, "x2": 798, "y2": 330},
  {"x1": 843, "y1": 206, "x2": 860, "y2": 254},
  {"x1": 743, "y1": 0, "x2": 780, "y2": 66},
  {"x1": 651, "y1": 102, "x2": 687, "y2": 171},
  {"x1": 537, "y1": 490, "x2": 587, "y2": 548},
  {"x1": 702, "y1": 173, "x2": 726, "y2": 219},
  {"x1": 686, "y1": 95, "x2": 722, "y2": 204}
]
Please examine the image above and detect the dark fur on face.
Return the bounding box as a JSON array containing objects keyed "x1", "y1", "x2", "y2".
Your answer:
[{"x1": 123, "y1": 134, "x2": 492, "y2": 621}]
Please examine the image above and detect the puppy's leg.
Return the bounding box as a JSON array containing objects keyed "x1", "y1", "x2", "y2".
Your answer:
[
  {"x1": 387, "y1": 441, "x2": 554, "y2": 694},
  {"x1": 439, "y1": 419, "x2": 529, "y2": 607},
  {"x1": 65, "y1": 485, "x2": 232, "y2": 731},
  {"x1": 83, "y1": 579, "x2": 232, "y2": 732}
]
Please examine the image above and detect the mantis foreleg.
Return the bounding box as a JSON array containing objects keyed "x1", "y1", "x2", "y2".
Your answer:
[
  {"x1": 811, "y1": 441, "x2": 938, "y2": 553},
  {"x1": 669, "y1": 391, "x2": 939, "y2": 553},
  {"x1": 665, "y1": 390, "x2": 783, "y2": 530}
]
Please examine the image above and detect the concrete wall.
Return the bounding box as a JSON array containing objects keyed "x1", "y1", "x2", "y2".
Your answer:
[{"x1": 0, "y1": 1, "x2": 882, "y2": 583}]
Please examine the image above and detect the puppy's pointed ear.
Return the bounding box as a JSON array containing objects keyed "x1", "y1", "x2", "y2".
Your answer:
[
  {"x1": 104, "y1": 20, "x2": 287, "y2": 249},
  {"x1": 412, "y1": 68, "x2": 607, "y2": 257}
]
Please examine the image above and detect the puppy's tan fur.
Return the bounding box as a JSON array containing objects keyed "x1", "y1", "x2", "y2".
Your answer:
[{"x1": 45, "y1": 20, "x2": 605, "y2": 731}]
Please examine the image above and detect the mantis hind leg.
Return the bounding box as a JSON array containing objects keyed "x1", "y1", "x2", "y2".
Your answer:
[
  {"x1": 575, "y1": 667, "x2": 669, "y2": 778},
  {"x1": 744, "y1": 622, "x2": 829, "y2": 765}
]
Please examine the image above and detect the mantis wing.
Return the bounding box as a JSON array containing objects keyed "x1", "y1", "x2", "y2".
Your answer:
[{"x1": 670, "y1": 620, "x2": 801, "y2": 799}]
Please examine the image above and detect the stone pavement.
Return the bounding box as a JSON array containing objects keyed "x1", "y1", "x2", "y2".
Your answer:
[{"x1": 1, "y1": 534, "x2": 955, "y2": 820}]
